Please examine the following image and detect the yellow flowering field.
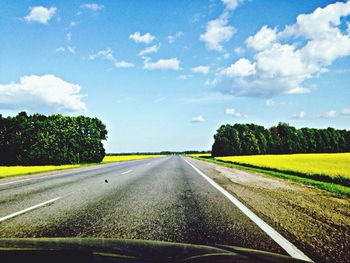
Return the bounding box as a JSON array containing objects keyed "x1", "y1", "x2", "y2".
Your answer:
[
  {"x1": 187, "y1": 153, "x2": 211, "y2": 158},
  {"x1": 0, "y1": 155, "x2": 163, "y2": 179},
  {"x1": 216, "y1": 153, "x2": 350, "y2": 184},
  {"x1": 0, "y1": 164, "x2": 83, "y2": 179},
  {"x1": 102, "y1": 155, "x2": 163, "y2": 163}
]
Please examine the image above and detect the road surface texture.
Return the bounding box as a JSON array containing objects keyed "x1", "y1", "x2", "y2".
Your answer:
[{"x1": 0, "y1": 156, "x2": 347, "y2": 262}]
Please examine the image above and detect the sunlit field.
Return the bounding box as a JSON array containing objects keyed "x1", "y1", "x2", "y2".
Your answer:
[
  {"x1": 187, "y1": 153, "x2": 211, "y2": 158},
  {"x1": 0, "y1": 155, "x2": 163, "y2": 179},
  {"x1": 0, "y1": 164, "x2": 83, "y2": 179},
  {"x1": 216, "y1": 153, "x2": 350, "y2": 185},
  {"x1": 102, "y1": 155, "x2": 163, "y2": 163}
]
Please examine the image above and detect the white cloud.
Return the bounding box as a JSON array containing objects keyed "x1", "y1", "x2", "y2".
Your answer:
[
  {"x1": 191, "y1": 65, "x2": 210, "y2": 74},
  {"x1": 114, "y1": 61, "x2": 134, "y2": 68},
  {"x1": 143, "y1": 58, "x2": 180, "y2": 71},
  {"x1": 138, "y1": 44, "x2": 161, "y2": 56},
  {"x1": 129, "y1": 32, "x2": 155, "y2": 44},
  {"x1": 88, "y1": 48, "x2": 133, "y2": 69},
  {"x1": 234, "y1": 47, "x2": 244, "y2": 55},
  {"x1": 0, "y1": 75, "x2": 86, "y2": 112},
  {"x1": 204, "y1": 78, "x2": 218, "y2": 86},
  {"x1": 69, "y1": 21, "x2": 77, "y2": 27},
  {"x1": 342, "y1": 108, "x2": 350, "y2": 115},
  {"x1": 182, "y1": 93, "x2": 232, "y2": 104},
  {"x1": 168, "y1": 31, "x2": 184, "y2": 44},
  {"x1": 322, "y1": 110, "x2": 337, "y2": 118},
  {"x1": 219, "y1": 58, "x2": 256, "y2": 77},
  {"x1": 223, "y1": 52, "x2": 230, "y2": 59},
  {"x1": 66, "y1": 32, "x2": 72, "y2": 42},
  {"x1": 89, "y1": 48, "x2": 115, "y2": 61},
  {"x1": 191, "y1": 115, "x2": 205, "y2": 122},
  {"x1": 177, "y1": 74, "x2": 192, "y2": 80},
  {"x1": 55, "y1": 46, "x2": 76, "y2": 54},
  {"x1": 255, "y1": 44, "x2": 317, "y2": 79},
  {"x1": 335, "y1": 68, "x2": 350, "y2": 73},
  {"x1": 225, "y1": 108, "x2": 240, "y2": 117},
  {"x1": 265, "y1": 99, "x2": 275, "y2": 107},
  {"x1": 292, "y1": 111, "x2": 306, "y2": 119},
  {"x1": 55, "y1": 47, "x2": 65, "y2": 52},
  {"x1": 80, "y1": 3, "x2": 104, "y2": 12},
  {"x1": 67, "y1": 46, "x2": 76, "y2": 54},
  {"x1": 216, "y1": 2, "x2": 350, "y2": 97},
  {"x1": 285, "y1": 87, "x2": 311, "y2": 94},
  {"x1": 200, "y1": 12, "x2": 236, "y2": 52},
  {"x1": 222, "y1": 0, "x2": 243, "y2": 11},
  {"x1": 246, "y1": 25, "x2": 277, "y2": 51},
  {"x1": 24, "y1": 6, "x2": 57, "y2": 24}
]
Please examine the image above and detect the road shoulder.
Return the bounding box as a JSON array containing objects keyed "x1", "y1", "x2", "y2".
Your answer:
[{"x1": 186, "y1": 157, "x2": 350, "y2": 263}]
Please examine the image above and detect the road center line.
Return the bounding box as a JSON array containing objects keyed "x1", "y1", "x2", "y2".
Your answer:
[
  {"x1": 0, "y1": 197, "x2": 62, "y2": 223},
  {"x1": 182, "y1": 157, "x2": 312, "y2": 262},
  {"x1": 121, "y1": 170, "x2": 132, "y2": 175}
]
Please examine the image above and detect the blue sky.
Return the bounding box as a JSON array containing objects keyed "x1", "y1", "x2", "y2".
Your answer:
[{"x1": 0, "y1": 0, "x2": 350, "y2": 152}]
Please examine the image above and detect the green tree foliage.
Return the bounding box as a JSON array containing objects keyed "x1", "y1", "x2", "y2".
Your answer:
[
  {"x1": 212, "y1": 123, "x2": 350, "y2": 157},
  {"x1": 0, "y1": 112, "x2": 107, "y2": 165}
]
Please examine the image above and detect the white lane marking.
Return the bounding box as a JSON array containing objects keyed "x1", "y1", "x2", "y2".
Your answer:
[
  {"x1": 0, "y1": 197, "x2": 62, "y2": 222},
  {"x1": 182, "y1": 157, "x2": 312, "y2": 262},
  {"x1": 146, "y1": 163, "x2": 151, "y2": 166},
  {"x1": 0, "y1": 163, "x2": 122, "y2": 187},
  {"x1": 121, "y1": 170, "x2": 132, "y2": 175}
]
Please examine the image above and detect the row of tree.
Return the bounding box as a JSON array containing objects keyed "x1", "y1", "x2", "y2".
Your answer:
[
  {"x1": 212, "y1": 123, "x2": 350, "y2": 156},
  {"x1": 107, "y1": 151, "x2": 210, "y2": 155},
  {"x1": 0, "y1": 112, "x2": 107, "y2": 165}
]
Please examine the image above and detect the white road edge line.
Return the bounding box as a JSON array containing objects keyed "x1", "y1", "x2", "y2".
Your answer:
[
  {"x1": 0, "y1": 197, "x2": 62, "y2": 222},
  {"x1": 181, "y1": 157, "x2": 312, "y2": 262},
  {"x1": 121, "y1": 170, "x2": 132, "y2": 175}
]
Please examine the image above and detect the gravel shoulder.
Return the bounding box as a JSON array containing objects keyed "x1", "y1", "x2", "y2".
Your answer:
[{"x1": 187, "y1": 157, "x2": 350, "y2": 263}]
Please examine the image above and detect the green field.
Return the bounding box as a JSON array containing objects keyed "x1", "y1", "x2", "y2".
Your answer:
[{"x1": 0, "y1": 154, "x2": 162, "y2": 179}]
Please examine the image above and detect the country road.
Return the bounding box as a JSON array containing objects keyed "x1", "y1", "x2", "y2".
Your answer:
[{"x1": 0, "y1": 155, "x2": 340, "y2": 262}]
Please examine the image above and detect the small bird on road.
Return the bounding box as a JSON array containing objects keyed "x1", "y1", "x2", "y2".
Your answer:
[{"x1": 105, "y1": 179, "x2": 108, "y2": 183}]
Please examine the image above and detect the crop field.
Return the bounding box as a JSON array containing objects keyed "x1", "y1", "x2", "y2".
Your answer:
[
  {"x1": 215, "y1": 153, "x2": 350, "y2": 186},
  {"x1": 187, "y1": 153, "x2": 211, "y2": 158},
  {"x1": 0, "y1": 155, "x2": 163, "y2": 179},
  {"x1": 0, "y1": 164, "x2": 84, "y2": 179},
  {"x1": 102, "y1": 155, "x2": 163, "y2": 163}
]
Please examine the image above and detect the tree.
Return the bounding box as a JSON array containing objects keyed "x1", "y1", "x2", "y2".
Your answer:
[
  {"x1": 211, "y1": 122, "x2": 350, "y2": 156},
  {"x1": 0, "y1": 112, "x2": 108, "y2": 165}
]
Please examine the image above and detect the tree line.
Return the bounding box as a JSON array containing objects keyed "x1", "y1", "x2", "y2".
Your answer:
[
  {"x1": 107, "y1": 150, "x2": 210, "y2": 155},
  {"x1": 0, "y1": 112, "x2": 107, "y2": 165},
  {"x1": 212, "y1": 123, "x2": 350, "y2": 157}
]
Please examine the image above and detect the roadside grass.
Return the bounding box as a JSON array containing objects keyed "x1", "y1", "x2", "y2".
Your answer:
[
  {"x1": 0, "y1": 155, "x2": 163, "y2": 179},
  {"x1": 190, "y1": 155, "x2": 350, "y2": 197}
]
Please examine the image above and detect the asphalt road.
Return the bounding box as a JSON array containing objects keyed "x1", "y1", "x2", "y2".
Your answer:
[{"x1": 0, "y1": 156, "x2": 291, "y2": 256}]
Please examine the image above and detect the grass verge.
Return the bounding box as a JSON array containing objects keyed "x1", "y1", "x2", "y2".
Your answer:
[{"x1": 191, "y1": 156, "x2": 350, "y2": 197}]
